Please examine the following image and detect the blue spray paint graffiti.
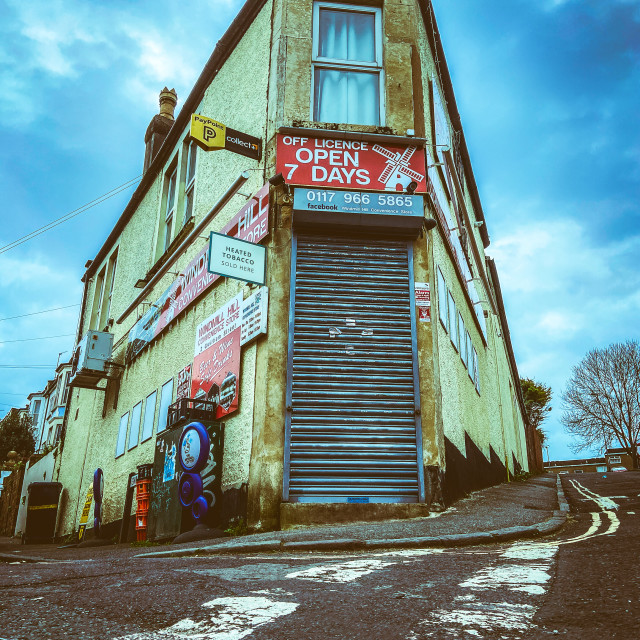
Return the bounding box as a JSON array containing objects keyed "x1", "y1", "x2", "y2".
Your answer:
[{"x1": 163, "y1": 443, "x2": 176, "y2": 483}]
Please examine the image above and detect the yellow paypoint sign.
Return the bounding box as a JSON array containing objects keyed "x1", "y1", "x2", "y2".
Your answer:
[{"x1": 190, "y1": 114, "x2": 226, "y2": 151}]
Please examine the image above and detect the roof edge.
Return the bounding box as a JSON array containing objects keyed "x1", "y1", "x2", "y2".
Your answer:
[{"x1": 417, "y1": 0, "x2": 491, "y2": 249}]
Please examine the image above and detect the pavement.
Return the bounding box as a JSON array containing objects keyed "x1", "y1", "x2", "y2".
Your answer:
[{"x1": 0, "y1": 473, "x2": 568, "y2": 563}]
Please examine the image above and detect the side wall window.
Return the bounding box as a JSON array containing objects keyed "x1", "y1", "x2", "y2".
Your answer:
[
  {"x1": 312, "y1": 2, "x2": 383, "y2": 126},
  {"x1": 163, "y1": 166, "x2": 178, "y2": 253},
  {"x1": 183, "y1": 141, "x2": 197, "y2": 224},
  {"x1": 115, "y1": 412, "x2": 129, "y2": 458},
  {"x1": 437, "y1": 266, "x2": 448, "y2": 331},
  {"x1": 140, "y1": 390, "x2": 157, "y2": 443},
  {"x1": 128, "y1": 401, "x2": 142, "y2": 450},
  {"x1": 157, "y1": 378, "x2": 174, "y2": 434},
  {"x1": 448, "y1": 292, "x2": 458, "y2": 351}
]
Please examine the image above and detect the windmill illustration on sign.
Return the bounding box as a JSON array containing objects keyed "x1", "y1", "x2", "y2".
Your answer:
[{"x1": 373, "y1": 145, "x2": 425, "y2": 192}]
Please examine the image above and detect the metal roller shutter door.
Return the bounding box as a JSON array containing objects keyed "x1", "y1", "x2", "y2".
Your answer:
[{"x1": 285, "y1": 233, "x2": 423, "y2": 503}]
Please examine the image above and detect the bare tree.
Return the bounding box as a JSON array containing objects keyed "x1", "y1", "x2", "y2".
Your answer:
[{"x1": 562, "y1": 340, "x2": 640, "y2": 469}]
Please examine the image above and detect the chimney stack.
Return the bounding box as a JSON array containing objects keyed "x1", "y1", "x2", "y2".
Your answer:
[{"x1": 143, "y1": 87, "x2": 178, "y2": 174}]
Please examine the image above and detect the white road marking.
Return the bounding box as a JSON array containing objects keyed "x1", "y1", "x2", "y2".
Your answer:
[
  {"x1": 422, "y1": 601, "x2": 537, "y2": 636},
  {"x1": 569, "y1": 479, "x2": 619, "y2": 510},
  {"x1": 459, "y1": 563, "x2": 553, "y2": 591},
  {"x1": 501, "y1": 543, "x2": 557, "y2": 561},
  {"x1": 285, "y1": 558, "x2": 396, "y2": 583},
  {"x1": 374, "y1": 548, "x2": 446, "y2": 558},
  {"x1": 115, "y1": 596, "x2": 298, "y2": 640}
]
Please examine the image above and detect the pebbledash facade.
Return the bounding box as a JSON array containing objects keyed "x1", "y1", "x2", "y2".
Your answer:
[{"x1": 54, "y1": 0, "x2": 534, "y2": 539}]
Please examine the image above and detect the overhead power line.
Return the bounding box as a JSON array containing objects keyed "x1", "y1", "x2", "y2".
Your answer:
[
  {"x1": 0, "y1": 365, "x2": 56, "y2": 369},
  {"x1": 0, "y1": 333, "x2": 75, "y2": 345},
  {"x1": 0, "y1": 175, "x2": 142, "y2": 255},
  {"x1": 0, "y1": 304, "x2": 80, "y2": 323}
]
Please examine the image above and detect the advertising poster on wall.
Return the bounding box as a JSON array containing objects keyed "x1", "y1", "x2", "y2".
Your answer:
[
  {"x1": 192, "y1": 293, "x2": 243, "y2": 418},
  {"x1": 176, "y1": 364, "x2": 192, "y2": 401},
  {"x1": 277, "y1": 134, "x2": 426, "y2": 193},
  {"x1": 191, "y1": 328, "x2": 241, "y2": 419},
  {"x1": 126, "y1": 183, "x2": 270, "y2": 364},
  {"x1": 415, "y1": 282, "x2": 431, "y2": 323}
]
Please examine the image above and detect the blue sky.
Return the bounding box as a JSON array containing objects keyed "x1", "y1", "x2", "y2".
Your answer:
[{"x1": 1, "y1": 0, "x2": 639, "y2": 463}]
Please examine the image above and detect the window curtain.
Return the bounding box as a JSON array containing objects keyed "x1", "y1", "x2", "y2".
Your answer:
[
  {"x1": 319, "y1": 9, "x2": 375, "y2": 62},
  {"x1": 314, "y1": 69, "x2": 379, "y2": 125}
]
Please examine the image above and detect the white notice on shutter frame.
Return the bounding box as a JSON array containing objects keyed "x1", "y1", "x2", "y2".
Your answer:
[
  {"x1": 241, "y1": 287, "x2": 269, "y2": 345},
  {"x1": 415, "y1": 282, "x2": 431, "y2": 323}
]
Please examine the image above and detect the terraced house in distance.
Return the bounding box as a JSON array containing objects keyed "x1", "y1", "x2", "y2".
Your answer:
[{"x1": 52, "y1": 0, "x2": 538, "y2": 542}]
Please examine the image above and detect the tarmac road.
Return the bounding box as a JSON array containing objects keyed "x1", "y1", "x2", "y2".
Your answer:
[
  {"x1": 531, "y1": 470, "x2": 640, "y2": 639},
  {"x1": 0, "y1": 472, "x2": 637, "y2": 639}
]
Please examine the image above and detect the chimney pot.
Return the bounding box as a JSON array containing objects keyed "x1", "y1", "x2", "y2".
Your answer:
[
  {"x1": 159, "y1": 87, "x2": 177, "y2": 121},
  {"x1": 143, "y1": 88, "x2": 178, "y2": 174}
]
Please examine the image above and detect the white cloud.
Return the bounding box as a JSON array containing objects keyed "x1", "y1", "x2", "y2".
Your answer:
[
  {"x1": 0, "y1": 1, "x2": 237, "y2": 125},
  {"x1": 487, "y1": 208, "x2": 640, "y2": 459}
]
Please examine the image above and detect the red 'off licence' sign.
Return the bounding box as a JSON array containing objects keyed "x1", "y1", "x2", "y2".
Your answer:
[{"x1": 276, "y1": 134, "x2": 427, "y2": 193}]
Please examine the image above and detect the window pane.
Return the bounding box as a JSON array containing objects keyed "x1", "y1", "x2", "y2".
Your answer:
[
  {"x1": 140, "y1": 391, "x2": 157, "y2": 442},
  {"x1": 319, "y1": 9, "x2": 375, "y2": 62},
  {"x1": 184, "y1": 189, "x2": 194, "y2": 223},
  {"x1": 164, "y1": 214, "x2": 173, "y2": 251},
  {"x1": 473, "y1": 347, "x2": 480, "y2": 392},
  {"x1": 437, "y1": 267, "x2": 448, "y2": 330},
  {"x1": 466, "y1": 332, "x2": 474, "y2": 378},
  {"x1": 157, "y1": 379, "x2": 174, "y2": 433},
  {"x1": 128, "y1": 402, "x2": 142, "y2": 450},
  {"x1": 186, "y1": 142, "x2": 197, "y2": 184},
  {"x1": 166, "y1": 171, "x2": 177, "y2": 216},
  {"x1": 314, "y1": 68, "x2": 379, "y2": 125},
  {"x1": 115, "y1": 413, "x2": 129, "y2": 458},
  {"x1": 448, "y1": 292, "x2": 457, "y2": 350}
]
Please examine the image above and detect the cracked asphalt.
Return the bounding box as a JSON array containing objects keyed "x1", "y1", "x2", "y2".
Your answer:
[{"x1": 0, "y1": 472, "x2": 637, "y2": 639}]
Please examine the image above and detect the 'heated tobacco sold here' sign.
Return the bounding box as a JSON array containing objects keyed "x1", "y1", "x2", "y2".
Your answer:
[{"x1": 276, "y1": 134, "x2": 427, "y2": 193}]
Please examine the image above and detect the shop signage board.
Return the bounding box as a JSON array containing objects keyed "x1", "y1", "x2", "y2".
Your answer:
[
  {"x1": 126, "y1": 184, "x2": 269, "y2": 364},
  {"x1": 190, "y1": 114, "x2": 226, "y2": 151},
  {"x1": 293, "y1": 188, "x2": 423, "y2": 217},
  {"x1": 208, "y1": 233, "x2": 266, "y2": 286},
  {"x1": 190, "y1": 114, "x2": 261, "y2": 160},
  {"x1": 277, "y1": 134, "x2": 427, "y2": 193},
  {"x1": 194, "y1": 293, "x2": 242, "y2": 357},
  {"x1": 415, "y1": 282, "x2": 431, "y2": 323}
]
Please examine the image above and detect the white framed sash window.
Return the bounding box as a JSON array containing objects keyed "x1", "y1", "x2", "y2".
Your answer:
[{"x1": 312, "y1": 2, "x2": 384, "y2": 126}]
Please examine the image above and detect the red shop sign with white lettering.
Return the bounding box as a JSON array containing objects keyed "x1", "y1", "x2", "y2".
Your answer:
[{"x1": 276, "y1": 134, "x2": 426, "y2": 193}]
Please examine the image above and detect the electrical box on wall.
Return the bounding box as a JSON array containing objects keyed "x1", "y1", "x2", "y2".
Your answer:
[{"x1": 69, "y1": 331, "x2": 114, "y2": 388}]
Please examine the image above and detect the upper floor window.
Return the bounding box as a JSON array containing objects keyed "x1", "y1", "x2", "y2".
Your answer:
[
  {"x1": 31, "y1": 399, "x2": 42, "y2": 426},
  {"x1": 183, "y1": 141, "x2": 197, "y2": 224},
  {"x1": 163, "y1": 166, "x2": 178, "y2": 253},
  {"x1": 312, "y1": 2, "x2": 383, "y2": 126},
  {"x1": 89, "y1": 248, "x2": 118, "y2": 331}
]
